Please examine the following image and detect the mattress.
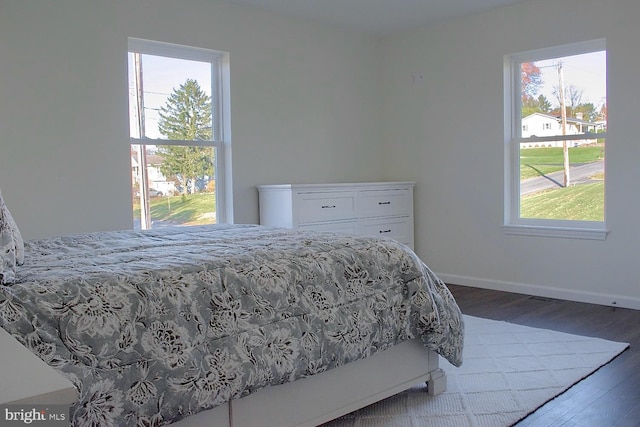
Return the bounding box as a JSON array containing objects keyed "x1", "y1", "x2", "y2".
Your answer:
[{"x1": 0, "y1": 224, "x2": 463, "y2": 426}]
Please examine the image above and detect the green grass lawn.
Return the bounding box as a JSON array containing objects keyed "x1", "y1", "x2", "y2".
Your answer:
[
  {"x1": 521, "y1": 181, "x2": 604, "y2": 221},
  {"x1": 519, "y1": 145, "x2": 605, "y2": 221},
  {"x1": 133, "y1": 193, "x2": 216, "y2": 225},
  {"x1": 520, "y1": 145, "x2": 604, "y2": 180}
]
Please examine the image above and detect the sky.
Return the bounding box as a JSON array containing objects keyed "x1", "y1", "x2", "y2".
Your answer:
[
  {"x1": 128, "y1": 54, "x2": 212, "y2": 139},
  {"x1": 535, "y1": 50, "x2": 606, "y2": 111}
]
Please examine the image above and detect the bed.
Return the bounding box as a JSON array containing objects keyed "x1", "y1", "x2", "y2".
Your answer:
[{"x1": 0, "y1": 194, "x2": 464, "y2": 427}]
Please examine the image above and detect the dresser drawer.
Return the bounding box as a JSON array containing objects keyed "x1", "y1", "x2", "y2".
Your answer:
[
  {"x1": 296, "y1": 192, "x2": 357, "y2": 224},
  {"x1": 358, "y1": 189, "x2": 411, "y2": 218},
  {"x1": 299, "y1": 221, "x2": 358, "y2": 234},
  {"x1": 358, "y1": 217, "x2": 412, "y2": 244}
]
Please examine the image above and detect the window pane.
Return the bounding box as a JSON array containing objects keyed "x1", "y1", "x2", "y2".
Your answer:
[
  {"x1": 128, "y1": 39, "x2": 223, "y2": 230},
  {"x1": 131, "y1": 144, "x2": 217, "y2": 230},
  {"x1": 128, "y1": 53, "x2": 213, "y2": 141},
  {"x1": 519, "y1": 50, "x2": 606, "y2": 222}
]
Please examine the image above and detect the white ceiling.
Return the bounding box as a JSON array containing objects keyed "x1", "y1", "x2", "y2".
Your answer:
[{"x1": 223, "y1": 0, "x2": 528, "y2": 36}]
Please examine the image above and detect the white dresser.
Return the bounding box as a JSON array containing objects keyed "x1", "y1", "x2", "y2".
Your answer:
[{"x1": 257, "y1": 182, "x2": 415, "y2": 249}]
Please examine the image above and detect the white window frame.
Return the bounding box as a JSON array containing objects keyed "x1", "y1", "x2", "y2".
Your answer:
[
  {"x1": 503, "y1": 39, "x2": 607, "y2": 240},
  {"x1": 128, "y1": 37, "x2": 233, "y2": 224}
]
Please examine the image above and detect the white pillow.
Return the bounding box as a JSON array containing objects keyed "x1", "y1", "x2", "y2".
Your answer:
[{"x1": 0, "y1": 189, "x2": 24, "y2": 284}]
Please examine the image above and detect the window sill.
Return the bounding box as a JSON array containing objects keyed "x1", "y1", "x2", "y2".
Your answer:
[{"x1": 502, "y1": 224, "x2": 608, "y2": 240}]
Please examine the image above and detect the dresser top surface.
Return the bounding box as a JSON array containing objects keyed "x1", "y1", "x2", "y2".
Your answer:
[{"x1": 257, "y1": 182, "x2": 415, "y2": 191}]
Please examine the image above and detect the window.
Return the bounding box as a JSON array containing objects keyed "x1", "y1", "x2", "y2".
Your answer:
[
  {"x1": 504, "y1": 39, "x2": 607, "y2": 239},
  {"x1": 128, "y1": 38, "x2": 231, "y2": 230}
]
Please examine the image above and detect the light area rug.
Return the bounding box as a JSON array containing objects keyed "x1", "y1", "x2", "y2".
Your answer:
[{"x1": 323, "y1": 314, "x2": 629, "y2": 427}]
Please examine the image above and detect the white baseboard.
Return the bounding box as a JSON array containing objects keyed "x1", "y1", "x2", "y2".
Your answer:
[{"x1": 437, "y1": 273, "x2": 640, "y2": 311}]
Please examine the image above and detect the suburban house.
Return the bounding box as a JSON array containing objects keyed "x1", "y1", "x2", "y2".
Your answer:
[
  {"x1": 130, "y1": 148, "x2": 177, "y2": 196},
  {"x1": 521, "y1": 112, "x2": 604, "y2": 148}
]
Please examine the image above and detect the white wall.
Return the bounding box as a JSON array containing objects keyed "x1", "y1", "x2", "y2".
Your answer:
[
  {"x1": 3, "y1": 0, "x2": 640, "y2": 308},
  {"x1": 380, "y1": 0, "x2": 640, "y2": 308},
  {"x1": 0, "y1": 0, "x2": 383, "y2": 238}
]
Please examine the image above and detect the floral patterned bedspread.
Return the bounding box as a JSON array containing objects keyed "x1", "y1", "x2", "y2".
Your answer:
[{"x1": 0, "y1": 224, "x2": 463, "y2": 426}]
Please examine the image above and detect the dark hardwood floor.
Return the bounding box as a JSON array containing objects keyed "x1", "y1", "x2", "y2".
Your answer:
[{"x1": 446, "y1": 284, "x2": 640, "y2": 427}]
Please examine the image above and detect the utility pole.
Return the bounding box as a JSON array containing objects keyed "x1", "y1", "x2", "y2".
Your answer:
[
  {"x1": 557, "y1": 61, "x2": 570, "y2": 187},
  {"x1": 134, "y1": 53, "x2": 151, "y2": 230}
]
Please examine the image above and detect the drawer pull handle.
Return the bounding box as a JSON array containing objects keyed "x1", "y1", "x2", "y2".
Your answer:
[
  {"x1": 379, "y1": 229, "x2": 392, "y2": 234},
  {"x1": 321, "y1": 205, "x2": 336, "y2": 209},
  {"x1": 378, "y1": 201, "x2": 391, "y2": 205}
]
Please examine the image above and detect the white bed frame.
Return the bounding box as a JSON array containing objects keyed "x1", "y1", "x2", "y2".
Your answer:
[
  {"x1": 175, "y1": 339, "x2": 446, "y2": 427},
  {"x1": 1, "y1": 327, "x2": 446, "y2": 427}
]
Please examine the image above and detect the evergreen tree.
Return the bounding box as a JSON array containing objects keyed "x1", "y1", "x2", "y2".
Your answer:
[{"x1": 157, "y1": 79, "x2": 214, "y2": 195}]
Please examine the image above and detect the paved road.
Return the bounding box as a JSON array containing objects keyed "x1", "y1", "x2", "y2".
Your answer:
[{"x1": 521, "y1": 160, "x2": 604, "y2": 195}]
